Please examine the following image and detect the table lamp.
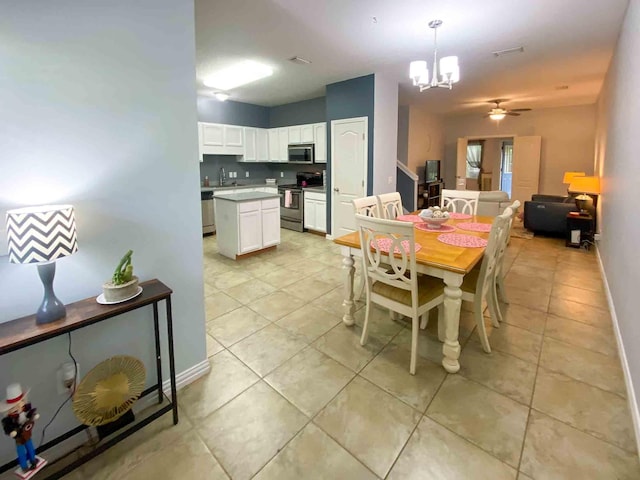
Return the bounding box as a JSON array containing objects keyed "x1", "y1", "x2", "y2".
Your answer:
[
  {"x1": 568, "y1": 176, "x2": 600, "y2": 214},
  {"x1": 5, "y1": 205, "x2": 78, "y2": 324},
  {"x1": 562, "y1": 171, "x2": 586, "y2": 185}
]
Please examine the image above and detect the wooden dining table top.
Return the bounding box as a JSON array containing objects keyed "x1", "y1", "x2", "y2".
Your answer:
[{"x1": 333, "y1": 214, "x2": 494, "y2": 275}]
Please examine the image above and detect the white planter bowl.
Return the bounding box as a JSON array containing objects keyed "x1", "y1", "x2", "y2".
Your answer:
[
  {"x1": 102, "y1": 276, "x2": 139, "y2": 303},
  {"x1": 425, "y1": 217, "x2": 449, "y2": 229}
]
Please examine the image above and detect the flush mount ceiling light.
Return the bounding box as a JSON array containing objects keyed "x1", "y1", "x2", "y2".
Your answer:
[
  {"x1": 213, "y1": 92, "x2": 230, "y2": 102},
  {"x1": 409, "y1": 20, "x2": 460, "y2": 91},
  {"x1": 203, "y1": 60, "x2": 273, "y2": 91}
]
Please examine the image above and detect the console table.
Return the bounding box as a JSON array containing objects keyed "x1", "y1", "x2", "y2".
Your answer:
[{"x1": 0, "y1": 279, "x2": 177, "y2": 479}]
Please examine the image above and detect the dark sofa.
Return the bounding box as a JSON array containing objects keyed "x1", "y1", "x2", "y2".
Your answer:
[{"x1": 524, "y1": 194, "x2": 595, "y2": 235}]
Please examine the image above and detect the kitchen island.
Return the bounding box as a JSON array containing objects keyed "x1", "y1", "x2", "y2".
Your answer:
[{"x1": 214, "y1": 191, "x2": 281, "y2": 259}]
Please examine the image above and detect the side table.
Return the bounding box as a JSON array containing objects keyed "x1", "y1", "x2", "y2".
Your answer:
[{"x1": 566, "y1": 213, "x2": 594, "y2": 249}]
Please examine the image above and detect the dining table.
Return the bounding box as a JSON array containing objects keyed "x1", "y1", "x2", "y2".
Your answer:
[{"x1": 333, "y1": 214, "x2": 494, "y2": 373}]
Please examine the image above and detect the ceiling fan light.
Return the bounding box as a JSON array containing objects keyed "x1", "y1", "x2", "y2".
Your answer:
[
  {"x1": 439, "y1": 56, "x2": 458, "y2": 75},
  {"x1": 490, "y1": 113, "x2": 506, "y2": 121},
  {"x1": 409, "y1": 60, "x2": 427, "y2": 80}
]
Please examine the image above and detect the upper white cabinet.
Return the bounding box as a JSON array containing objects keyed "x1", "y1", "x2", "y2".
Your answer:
[
  {"x1": 301, "y1": 124, "x2": 314, "y2": 143},
  {"x1": 199, "y1": 122, "x2": 244, "y2": 157},
  {"x1": 313, "y1": 123, "x2": 327, "y2": 163},
  {"x1": 268, "y1": 129, "x2": 279, "y2": 161},
  {"x1": 288, "y1": 126, "x2": 301, "y2": 144},
  {"x1": 241, "y1": 127, "x2": 269, "y2": 163},
  {"x1": 277, "y1": 128, "x2": 289, "y2": 161},
  {"x1": 256, "y1": 129, "x2": 269, "y2": 161}
]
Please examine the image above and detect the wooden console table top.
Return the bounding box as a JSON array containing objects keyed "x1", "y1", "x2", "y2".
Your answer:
[{"x1": 0, "y1": 279, "x2": 172, "y2": 355}]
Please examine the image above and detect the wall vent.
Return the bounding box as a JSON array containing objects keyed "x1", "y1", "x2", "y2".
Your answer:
[
  {"x1": 288, "y1": 56, "x2": 312, "y2": 65},
  {"x1": 492, "y1": 46, "x2": 524, "y2": 57}
]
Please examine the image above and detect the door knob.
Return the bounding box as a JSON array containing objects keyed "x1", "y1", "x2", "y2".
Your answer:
[{"x1": 333, "y1": 187, "x2": 340, "y2": 193}]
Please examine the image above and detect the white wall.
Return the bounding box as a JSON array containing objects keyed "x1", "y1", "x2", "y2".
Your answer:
[
  {"x1": 594, "y1": 0, "x2": 640, "y2": 443},
  {"x1": 407, "y1": 108, "x2": 445, "y2": 176},
  {"x1": 373, "y1": 73, "x2": 399, "y2": 195},
  {"x1": 443, "y1": 105, "x2": 596, "y2": 194},
  {"x1": 0, "y1": 0, "x2": 205, "y2": 462}
]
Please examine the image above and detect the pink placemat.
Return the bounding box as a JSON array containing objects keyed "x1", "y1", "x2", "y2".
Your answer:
[
  {"x1": 415, "y1": 223, "x2": 457, "y2": 233},
  {"x1": 437, "y1": 233, "x2": 488, "y2": 248},
  {"x1": 396, "y1": 214, "x2": 424, "y2": 223},
  {"x1": 371, "y1": 238, "x2": 422, "y2": 254},
  {"x1": 456, "y1": 222, "x2": 492, "y2": 233},
  {"x1": 448, "y1": 212, "x2": 473, "y2": 220}
]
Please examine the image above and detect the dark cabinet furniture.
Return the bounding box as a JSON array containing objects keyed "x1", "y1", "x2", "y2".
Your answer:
[
  {"x1": 566, "y1": 213, "x2": 594, "y2": 249},
  {"x1": 419, "y1": 180, "x2": 444, "y2": 209}
]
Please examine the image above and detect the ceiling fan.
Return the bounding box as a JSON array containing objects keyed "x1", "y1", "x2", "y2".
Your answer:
[{"x1": 485, "y1": 99, "x2": 531, "y2": 120}]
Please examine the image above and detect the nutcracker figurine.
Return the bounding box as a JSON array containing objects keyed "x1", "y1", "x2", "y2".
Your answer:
[{"x1": 1, "y1": 384, "x2": 46, "y2": 478}]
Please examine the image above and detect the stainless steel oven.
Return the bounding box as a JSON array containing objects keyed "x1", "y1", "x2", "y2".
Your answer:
[
  {"x1": 288, "y1": 144, "x2": 314, "y2": 164},
  {"x1": 278, "y1": 185, "x2": 303, "y2": 232}
]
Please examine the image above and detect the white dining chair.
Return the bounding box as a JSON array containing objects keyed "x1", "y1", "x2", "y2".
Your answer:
[
  {"x1": 421, "y1": 208, "x2": 512, "y2": 353},
  {"x1": 356, "y1": 214, "x2": 445, "y2": 374},
  {"x1": 442, "y1": 189, "x2": 480, "y2": 215},
  {"x1": 492, "y1": 200, "x2": 521, "y2": 324},
  {"x1": 352, "y1": 196, "x2": 381, "y2": 217},
  {"x1": 377, "y1": 192, "x2": 403, "y2": 219}
]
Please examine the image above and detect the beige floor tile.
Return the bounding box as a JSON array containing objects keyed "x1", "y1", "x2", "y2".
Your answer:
[
  {"x1": 539, "y1": 337, "x2": 626, "y2": 396},
  {"x1": 276, "y1": 304, "x2": 342, "y2": 343},
  {"x1": 548, "y1": 296, "x2": 611, "y2": 329},
  {"x1": 544, "y1": 314, "x2": 618, "y2": 356},
  {"x1": 508, "y1": 263, "x2": 556, "y2": 281},
  {"x1": 505, "y1": 271, "x2": 553, "y2": 296},
  {"x1": 223, "y1": 278, "x2": 277, "y2": 303},
  {"x1": 286, "y1": 260, "x2": 328, "y2": 275},
  {"x1": 499, "y1": 303, "x2": 547, "y2": 334},
  {"x1": 311, "y1": 285, "x2": 366, "y2": 317},
  {"x1": 78, "y1": 412, "x2": 228, "y2": 480},
  {"x1": 247, "y1": 291, "x2": 307, "y2": 321},
  {"x1": 210, "y1": 269, "x2": 254, "y2": 290},
  {"x1": 207, "y1": 306, "x2": 271, "y2": 347},
  {"x1": 197, "y1": 381, "x2": 308, "y2": 480},
  {"x1": 426, "y1": 375, "x2": 529, "y2": 467},
  {"x1": 517, "y1": 473, "x2": 533, "y2": 480},
  {"x1": 460, "y1": 341, "x2": 537, "y2": 405},
  {"x1": 551, "y1": 283, "x2": 608, "y2": 309},
  {"x1": 553, "y1": 267, "x2": 604, "y2": 292},
  {"x1": 309, "y1": 265, "x2": 344, "y2": 287},
  {"x1": 313, "y1": 323, "x2": 385, "y2": 372},
  {"x1": 280, "y1": 276, "x2": 335, "y2": 302},
  {"x1": 388, "y1": 417, "x2": 516, "y2": 480},
  {"x1": 475, "y1": 323, "x2": 543, "y2": 365},
  {"x1": 521, "y1": 410, "x2": 640, "y2": 480},
  {"x1": 204, "y1": 281, "x2": 218, "y2": 298},
  {"x1": 533, "y1": 369, "x2": 636, "y2": 452},
  {"x1": 230, "y1": 324, "x2": 307, "y2": 377},
  {"x1": 179, "y1": 350, "x2": 259, "y2": 422},
  {"x1": 392, "y1": 327, "x2": 445, "y2": 366},
  {"x1": 254, "y1": 423, "x2": 376, "y2": 480},
  {"x1": 360, "y1": 344, "x2": 446, "y2": 412},
  {"x1": 204, "y1": 291, "x2": 242, "y2": 321},
  {"x1": 260, "y1": 266, "x2": 302, "y2": 289},
  {"x1": 512, "y1": 255, "x2": 557, "y2": 271},
  {"x1": 206, "y1": 334, "x2": 224, "y2": 357},
  {"x1": 314, "y1": 376, "x2": 421, "y2": 478},
  {"x1": 265, "y1": 347, "x2": 354, "y2": 417},
  {"x1": 241, "y1": 260, "x2": 280, "y2": 278},
  {"x1": 503, "y1": 286, "x2": 550, "y2": 312},
  {"x1": 354, "y1": 304, "x2": 406, "y2": 343}
]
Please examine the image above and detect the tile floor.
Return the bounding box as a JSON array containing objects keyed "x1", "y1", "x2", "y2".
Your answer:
[{"x1": 62, "y1": 229, "x2": 639, "y2": 479}]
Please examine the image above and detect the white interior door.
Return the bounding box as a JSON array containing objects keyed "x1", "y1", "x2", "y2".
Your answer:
[
  {"x1": 456, "y1": 138, "x2": 468, "y2": 190},
  {"x1": 331, "y1": 117, "x2": 367, "y2": 238},
  {"x1": 511, "y1": 135, "x2": 542, "y2": 206}
]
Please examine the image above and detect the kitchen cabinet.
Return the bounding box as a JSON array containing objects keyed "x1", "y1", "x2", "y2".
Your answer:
[
  {"x1": 214, "y1": 194, "x2": 281, "y2": 259},
  {"x1": 256, "y1": 129, "x2": 269, "y2": 161},
  {"x1": 268, "y1": 129, "x2": 279, "y2": 162},
  {"x1": 288, "y1": 126, "x2": 301, "y2": 144},
  {"x1": 313, "y1": 123, "x2": 327, "y2": 163},
  {"x1": 304, "y1": 190, "x2": 327, "y2": 233},
  {"x1": 278, "y1": 128, "x2": 289, "y2": 161},
  {"x1": 199, "y1": 122, "x2": 244, "y2": 158},
  {"x1": 301, "y1": 124, "x2": 314, "y2": 143},
  {"x1": 243, "y1": 127, "x2": 257, "y2": 162}
]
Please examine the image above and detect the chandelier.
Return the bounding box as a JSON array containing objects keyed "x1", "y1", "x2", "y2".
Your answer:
[{"x1": 409, "y1": 20, "x2": 460, "y2": 91}]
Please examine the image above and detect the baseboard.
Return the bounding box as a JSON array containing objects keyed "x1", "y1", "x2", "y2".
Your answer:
[
  {"x1": 596, "y1": 245, "x2": 640, "y2": 456},
  {"x1": 161, "y1": 358, "x2": 210, "y2": 394}
]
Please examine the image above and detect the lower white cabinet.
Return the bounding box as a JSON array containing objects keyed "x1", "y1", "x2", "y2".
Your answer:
[
  {"x1": 304, "y1": 191, "x2": 327, "y2": 233},
  {"x1": 215, "y1": 196, "x2": 281, "y2": 259}
]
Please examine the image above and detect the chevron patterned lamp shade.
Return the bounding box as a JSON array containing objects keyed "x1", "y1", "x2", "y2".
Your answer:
[{"x1": 5, "y1": 205, "x2": 78, "y2": 324}]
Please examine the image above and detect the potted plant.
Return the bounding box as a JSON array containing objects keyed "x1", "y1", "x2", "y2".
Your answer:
[{"x1": 102, "y1": 250, "x2": 139, "y2": 302}]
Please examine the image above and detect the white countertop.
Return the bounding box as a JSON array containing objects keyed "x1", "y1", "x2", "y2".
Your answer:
[
  {"x1": 214, "y1": 191, "x2": 281, "y2": 202},
  {"x1": 201, "y1": 183, "x2": 277, "y2": 192}
]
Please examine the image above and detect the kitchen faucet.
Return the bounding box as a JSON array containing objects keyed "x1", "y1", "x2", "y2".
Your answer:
[{"x1": 219, "y1": 167, "x2": 226, "y2": 186}]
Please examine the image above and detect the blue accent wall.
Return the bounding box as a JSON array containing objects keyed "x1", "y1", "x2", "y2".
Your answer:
[
  {"x1": 269, "y1": 97, "x2": 326, "y2": 127},
  {"x1": 325, "y1": 74, "x2": 375, "y2": 233},
  {"x1": 197, "y1": 97, "x2": 269, "y2": 127}
]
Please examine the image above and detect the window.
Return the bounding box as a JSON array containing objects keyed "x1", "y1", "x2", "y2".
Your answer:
[
  {"x1": 466, "y1": 142, "x2": 483, "y2": 179},
  {"x1": 502, "y1": 143, "x2": 513, "y2": 173}
]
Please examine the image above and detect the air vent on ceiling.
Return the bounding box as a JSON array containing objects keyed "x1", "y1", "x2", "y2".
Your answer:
[
  {"x1": 555, "y1": 85, "x2": 570, "y2": 90},
  {"x1": 288, "y1": 56, "x2": 312, "y2": 65},
  {"x1": 492, "y1": 46, "x2": 524, "y2": 57}
]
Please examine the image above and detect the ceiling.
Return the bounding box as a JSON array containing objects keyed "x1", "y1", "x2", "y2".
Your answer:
[{"x1": 195, "y1": 0, "x2": 628, "y2": 115}]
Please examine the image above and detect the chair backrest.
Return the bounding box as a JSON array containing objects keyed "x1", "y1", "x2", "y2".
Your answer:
[
  {"x1": 496, "y1": 200, "x2": 521, "y2": 274},
  {"x1": 476, "y1": 208, "x2": 512, "y2": 297},
  {"x1": 442, "y1": 189, "x2": 480, "y2": 215},
  {"x1": 355, "y1": 214, "x2": 418, "y2": 299},
  {"x1": 353, "y1": 196, "x2": 381, "y2": 217},
  {"x1": 377, "y1": 192, "x2": 403, "y2": 219}
]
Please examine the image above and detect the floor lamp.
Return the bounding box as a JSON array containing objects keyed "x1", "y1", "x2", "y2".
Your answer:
[{"x1": 5, "y1": 205, "x2": 78, "y2": 324}]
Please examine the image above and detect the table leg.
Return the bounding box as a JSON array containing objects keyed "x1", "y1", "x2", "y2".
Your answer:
[
  {"x1": 152, "y1": 302, "x2": 163, "y2": 404},
  {"x1": 341, "y1": 249, "x2": 356, "y2": 326},
  {"x1": 442, "y1": 271, "x2": 463, "y2": 373},
  {"x1": 165, "y1": 296, "x2": 179, "y2": 425}
]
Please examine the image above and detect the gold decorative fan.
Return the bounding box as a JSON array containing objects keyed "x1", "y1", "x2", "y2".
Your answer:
[{"x1": 73, "y1": 355, "x2": 146, "y2": 426}]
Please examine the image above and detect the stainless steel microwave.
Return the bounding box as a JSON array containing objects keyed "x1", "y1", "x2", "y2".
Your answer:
[{"x1": 288, "y1": 144, "x2": 314, "y2": 164}]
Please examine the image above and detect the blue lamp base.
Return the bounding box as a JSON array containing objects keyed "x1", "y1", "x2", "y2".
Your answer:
[{"x1": 36, "y1": 262, "x2": 66, "y2": 324}]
